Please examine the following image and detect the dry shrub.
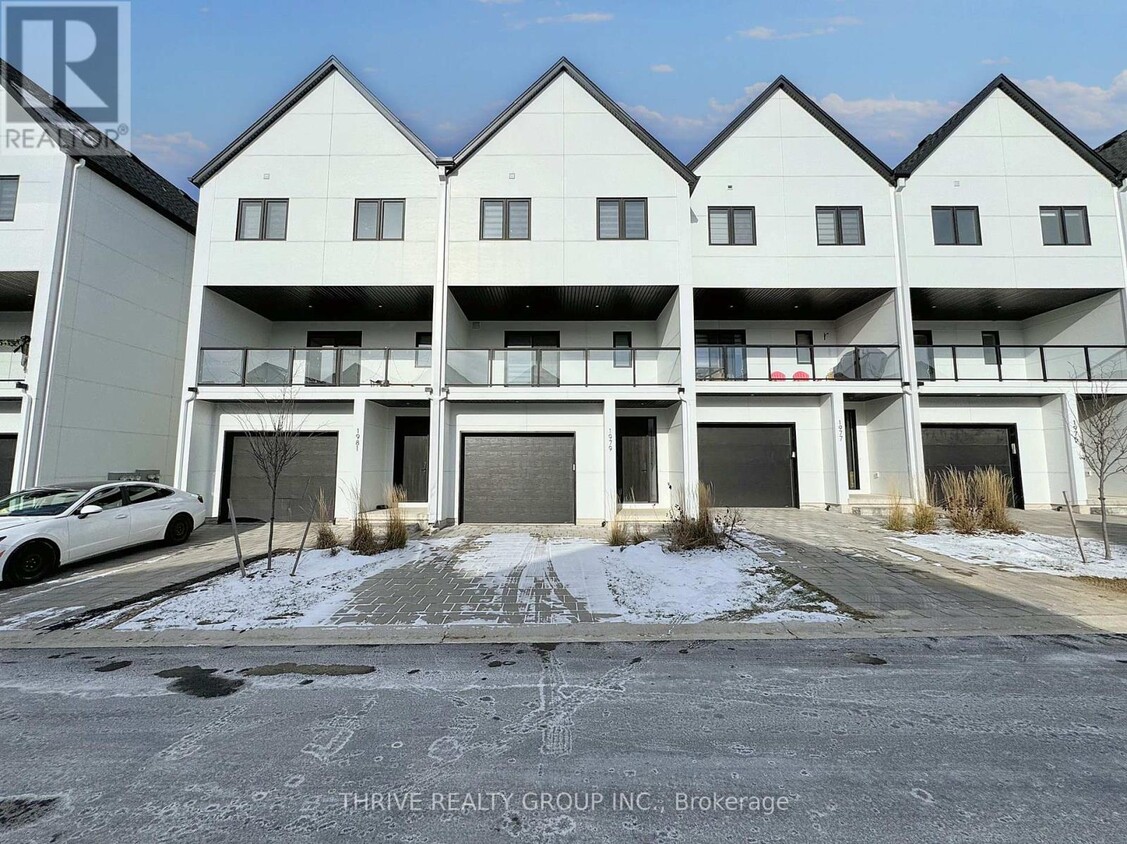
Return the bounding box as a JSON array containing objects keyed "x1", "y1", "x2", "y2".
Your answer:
[
  {"x1": 380, "y1": 486, "x2": 409, "y2": 551},
  {"x1": 911, "y1": 500, "x2": 939, "y2": 534},
  {"x1": 312, "y1": 489, "x2": 338, "y2": 550},
  {"x1": 884, "y1": 490, "x2": 910, "y2": 532},
  {"x1": 667, "y1": 484, "x2": 743, "y2": 551},
  {"x1": 608, "y1": 507, "x2": 648, "y2": 547},
  {"x1": 974, "y1": 467, "x2": 1021, "y2": 534},
  {"x1": 939, "y1": 468, "x2": 980, "y2": 534},
  {"x1": 349, "y1": 513, "x2": 380, "y2": 555}
]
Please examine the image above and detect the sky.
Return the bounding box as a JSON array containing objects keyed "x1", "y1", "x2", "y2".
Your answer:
[{"x1": 9, "y1": 0, "x2": 1127, "y2": 194}]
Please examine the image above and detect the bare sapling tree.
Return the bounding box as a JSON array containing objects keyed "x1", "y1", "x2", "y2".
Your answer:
[
  {"x1": 238, "y1": 388, "x2": 307, "y2": 571},
  {"x1": 1069, "y1": 377, "x2": 1127, "y2": 560}
]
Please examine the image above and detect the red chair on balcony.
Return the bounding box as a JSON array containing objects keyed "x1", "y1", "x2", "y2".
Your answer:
[
  {"x1": 770, "y1": 370, "x2": 786, "y2": 381},
  {"x1": 792, "y1": 371, "x2": 810, "y2": 381}
]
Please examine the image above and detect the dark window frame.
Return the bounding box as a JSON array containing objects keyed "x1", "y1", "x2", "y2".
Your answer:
[
  {"x1": 932, "y1": 205, "x2": 981, "y2": 245},
  {"x1": 815, "y1": 206, "x2": 865, "y2": 246},
  {"x1": 597, "y1": 197, "x2": 649, "y2": 240},
  {"x1": 354, "y1": 198, "x2": 406, "y2": 241},
  {"x1": 236, "y1": 198, "x2": 289, "y2": 241},
  {"x1": 612, "y1": 331, "x2": 633, "y2": 368},
  {"x1": 1040, "y1": 205, "x2": 1090, "y2": 246},
  {"x1": 0, "y1": 176, "x2": 19, "y2": 222},
  {"x1": 795, "y1": 329, "x2": 814, "y2": 366},
  {"x1": 707, "y1": 205, "x2": 756, "y2": 246},
  {"x1": 415, "y1": 331, "x2": 432, "y2": 368},
  {"x1": 981, "y1": 330, "x2": 1001, "y2": 366},
  {"x1": 480, "y1": 198, "x2": 531, "y2": 241}
]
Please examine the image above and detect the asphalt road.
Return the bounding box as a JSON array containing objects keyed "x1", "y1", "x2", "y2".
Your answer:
[{"x1": 1, "y1": 636, "x2": 1125, "y2": 843}]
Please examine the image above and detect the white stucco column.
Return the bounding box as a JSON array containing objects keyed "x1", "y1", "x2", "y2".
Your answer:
[
  {"x1": 603, "y1": 398, "x2": 617, "y2": 523},
  {"x1": 676, "y1": 287, "x2": 700, "y2": 515},
  {"x1": 828, "y1": 391, "x2": 849, "y2": 511},
  {"x1": 1061, "y1": 391, "x2": 1090, "y2": 511}
]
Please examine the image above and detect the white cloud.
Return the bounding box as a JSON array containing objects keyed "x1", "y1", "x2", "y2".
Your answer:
[
  {"x1": 981, "y1": 56, "x2": 1011, "y2": 66},
  {"x1": 650, "y1": 64, "x2": 675, "y2": 74},
  {"x1": 133, "y1": 131, "x2": 209, "y2": 167},
  {"x1": 1018, "y1": 71, "x2": 1127, "y2": 134},
  {"x1": 535, "y1": 12, "x2": 613, "y2": 24},
  {"x1": 736, "y1": 16, "x2": 860, "y2": 41}
]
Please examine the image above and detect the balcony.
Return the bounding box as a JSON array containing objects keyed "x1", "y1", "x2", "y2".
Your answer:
[
  {"x1": 916, "y1": 345, "x2": 1127, "y2": 382},
  {"x1": 445, "y1": 348, "x2": 681, "y2": 387},
  {"x1": 695, "y1": 345, "x2": 902, "y2": 382},
  {"x1": 198, "y1": 347, "x2": 431, "y2": 388}
]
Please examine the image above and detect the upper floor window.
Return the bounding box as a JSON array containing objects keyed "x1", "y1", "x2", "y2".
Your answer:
[
  {"x1": 355, "y1": 199, "x2": 405, "y2": 240},
  {"x1": 708, "y1": 206, "x2": 756, "y2": 245},
  {"x1": 932, "y1": 206, "x2": 981, "y2": 245},
  {"x1": 1040, "y1": 206, "x2": 1089, "y2": 245},
  {"x1": 237, "y1": 199, "x2": 288, "y2": 240},
  {"x1": 481, "y1": 199, "x2": 530, "y2": 240},
  {"x1": 816, "y1": 206, "x2": 864, "y2": 246},
  {"x1": 0, "y1": 176, "x2": 18, "y2": 222},
  {"x1": 598, "y1": 198, "x2": 648, "y2": 240}
]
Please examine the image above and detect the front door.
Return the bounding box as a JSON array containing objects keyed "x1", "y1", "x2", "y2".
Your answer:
[
  {"x1": 393, "y1": 417, "x2": 430, "y2": 502},
  {"x1": 306, "y1": 330, "x2": 362, "y2": 386},
  {"x1": 914, "y1": 329, "x2": 935, "y2": 381},
  {"x1": 67, "y1": 486, "x2": 131, "y2": 560},
  {"x1": 503, "y1": 331, "x2": 560, "y2": 386},
  {"x1": 616, "y1": 416, "x2": 658, "y2": 503}
]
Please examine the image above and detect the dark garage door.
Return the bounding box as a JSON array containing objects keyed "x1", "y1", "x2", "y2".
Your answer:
[
  {"x1": 461, "y1": 434, "x2": 575, "y2": 523},
  {"x1": 698, "y1": 424, "x2": 798, "y2": 507},
  {"x1": 0, "y1": 435, "x2": 15, "y2": 495},
  {"x1": 221, "y1": 432, "x2": 338, "y2": 522},
  {"x1": 922, "y1": 425, "x2": 1024, "y2": 508}
]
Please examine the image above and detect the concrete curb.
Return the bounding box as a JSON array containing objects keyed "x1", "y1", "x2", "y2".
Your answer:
[{"x1": 2, "y1": 615, "x2": 1122, "y2": 649}]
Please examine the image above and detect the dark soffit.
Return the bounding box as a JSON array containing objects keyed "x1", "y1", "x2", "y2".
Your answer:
[{"x1": 211, "y1": 285, "x2": 434, "y2": 321}]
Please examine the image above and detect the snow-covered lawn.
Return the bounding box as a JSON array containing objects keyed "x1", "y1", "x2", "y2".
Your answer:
[
  {"x1": 897, "y1": 530, "x2": 1127, "y2": 579},
  {"x1": 93, "y1": 531, "x2": 845, "y2": 631}
]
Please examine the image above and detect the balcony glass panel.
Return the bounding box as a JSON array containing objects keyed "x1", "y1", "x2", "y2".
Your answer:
[
  {"x1": 244, "y1": 349, "x2": 292, "y2": 385},
  {"x1": 198, "y1": 349, "x2": 244, "y2": 385},
  {"x1": 294, "y1": 349, "x2": 338, "y2": 386}
]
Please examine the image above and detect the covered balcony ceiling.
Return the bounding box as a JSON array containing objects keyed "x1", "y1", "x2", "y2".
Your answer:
[
  {"x1": 0, "y1": 271, "x2": 38, "y2": 311},
  {"x1": 910, "y1": 287, "x2": 1119, "y2": 321},
  {"x1": 694, "y1": 287, "x2": 892, "y2": 320},
  {"x1": 450, "y1": 285, "x2": 677, "y2": 320},
  {"x1": 211, "y1": 285, "x2": 434, "y2": 320}
]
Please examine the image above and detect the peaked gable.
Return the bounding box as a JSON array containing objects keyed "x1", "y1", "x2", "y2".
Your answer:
[
  {"x1": 895, "y1": 74, "x2": 1119, "y2": 183},
  {"x1": 689, "y1": 76, "x2": 894, "y2": 183},
  {"x1": 191, "y1": 56, "x2": 436, "y2": 186},
  {"x1": 450, "y1": 57, "x2": 696, "y2": 187}
]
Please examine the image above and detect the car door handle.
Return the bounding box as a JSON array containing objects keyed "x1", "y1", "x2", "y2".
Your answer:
[
  {"x1": 160, "y1": 505, "x2": 173, "y2": 510},
  {"x1": 114, "y1": 513, "x2": 128, "y2": 519}
]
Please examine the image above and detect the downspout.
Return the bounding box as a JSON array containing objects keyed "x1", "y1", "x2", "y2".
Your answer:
[
  {"x1": 174, "y1": 387, "x2": 197, "y2": 489},
  {"x1": 890, "y1": 177, "x2": 925, "y2": 500},
  {"x1": 28, "y1": 157, "x2": 84, "y2": 487},
  {"x1": 430, "y1": 162, "x2": 451, "y2": 525}
]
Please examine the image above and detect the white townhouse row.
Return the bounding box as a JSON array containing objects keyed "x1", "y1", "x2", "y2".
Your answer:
[
  {"x1": 175, "y1": 56, "x2": 1127, "y2": 526},
  {"x1": 0, "y1": 59, "x2": 196, "y2": 496}
]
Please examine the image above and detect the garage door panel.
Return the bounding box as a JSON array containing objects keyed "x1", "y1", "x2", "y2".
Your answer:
[
  {"x1": 698, "y1": 424, "x2": 797, "y2": 508},
  {"x1": 224, "y1": 433, "x2": 338, "y2": 522},
  {"x1": 462, "y1": 434, "x2": 574, "y2": 523},
  {"x1": 922, "y1": 425, "x2": 1023, "y2": 508}
]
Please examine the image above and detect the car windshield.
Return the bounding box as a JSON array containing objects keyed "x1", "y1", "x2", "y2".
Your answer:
[{"x1": 0, "y1": 488, "x2": 86, "y2": 517}]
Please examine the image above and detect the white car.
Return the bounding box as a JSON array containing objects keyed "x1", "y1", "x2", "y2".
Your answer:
[{"x1": 0, "y1": 482, "x2": 207, "y2": 586}]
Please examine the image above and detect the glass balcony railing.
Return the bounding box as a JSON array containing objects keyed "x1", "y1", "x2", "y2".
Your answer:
[
  {"x1": 694, "y1": 345, "x2": 902, "y2": 382},
  {"x1": 915, "y1": 345, "x2": 1127, "y2": 382},
  {"x1": 198, "y1": 348, "x2": 432, "y2": 387},
  {"x1": 445, "y1": 348, "x2": 681, "y2": 387}
]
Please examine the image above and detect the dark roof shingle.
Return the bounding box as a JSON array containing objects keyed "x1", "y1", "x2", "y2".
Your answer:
[
  {"x1": 1097, "y1": 130, "x2": 1127, "y2": 174},
  {"x1": 0, "y1": 57, "x2": 197, "y2": 231}
]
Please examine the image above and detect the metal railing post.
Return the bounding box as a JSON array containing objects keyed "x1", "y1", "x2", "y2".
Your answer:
[
  {"x1": 1039, "y1": 346, "x2": 1048, "y2": 381},
  {"x1": 1084, "y1": 346, "x2": 1093, "y2": 381},
  {"x1": 764, "y1": 346, "x2": 772, "y2": 382},
  {"x1": 241, "y1": 348, "x2": 249, "y2": 386},
  {"x1": 995, "y1": 345, "x2": 1003, "y2": 382},
  {"x1": 488, "y1": 349, "x2": 495, "y2": 387},
  {"x1": 853, "y1": 347, "x2": 861, "y2": 380},
  {"x1": 951, "y1": 346, "x2": 959, "y2": 382}
]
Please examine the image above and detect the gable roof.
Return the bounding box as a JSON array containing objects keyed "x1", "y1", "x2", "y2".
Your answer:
[
  {"x1": 0, "y1": 57, "x2": 197, "y2": 232},
  {"x1": 688, "y1": 76, "x2": 894, "y2": 183},
  {"x1": 895, "y1": 74, "x2": 1121, "y2": 183},
  {"x1": 1096, "y1": 129, "x2": 1127, "y2": 175},
  {"x1": 191, "y1": 56, "x2": 436, "y2": 186},
  {"x1": 449, "y1": 57, "x2": 697, "y2": 187}
]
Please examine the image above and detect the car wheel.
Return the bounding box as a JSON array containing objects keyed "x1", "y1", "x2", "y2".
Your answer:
[
  {"x1": 164, "y1": 514, "x2": 194, "y2": 546},
  {"x1": 2, "y1": 541, "x2": 58, "y2": 586}
]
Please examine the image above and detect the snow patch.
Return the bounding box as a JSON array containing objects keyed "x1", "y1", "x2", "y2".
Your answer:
[{"x1": 897, "y1": 531, "x2": 1127, "y2": 579}]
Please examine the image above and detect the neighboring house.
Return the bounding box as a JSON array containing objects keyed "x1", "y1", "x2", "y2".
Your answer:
[
  {"x1": 177, "y1": 58, "x2": 1127, "y2": 524},
  {"x1": 0, "y1": 59, "x2": 196, "y2": 495}
]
